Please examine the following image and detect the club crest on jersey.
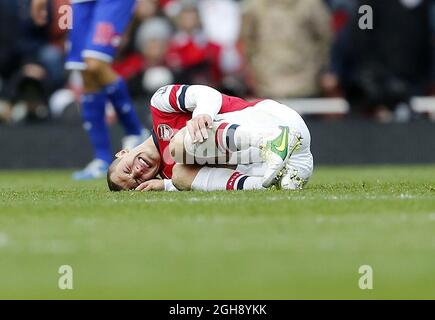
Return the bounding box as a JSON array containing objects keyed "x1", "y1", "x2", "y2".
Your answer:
[{"x1": 157, "y1": 124, "x2": 174, "y2": 141}]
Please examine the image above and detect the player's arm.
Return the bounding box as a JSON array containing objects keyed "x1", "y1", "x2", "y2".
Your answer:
[
  {"x1": 31, "y1": 0, "x2": 49, "y2": 26},
  {"x1": 151, "y1": 85, "x2": 223, "y2": 143},
  {"x1": 134, "y1": 165, "x2": 201, "y2": 192},
  {"x1": 135, "y1": 179, "x2": 179, "y2": 192}
]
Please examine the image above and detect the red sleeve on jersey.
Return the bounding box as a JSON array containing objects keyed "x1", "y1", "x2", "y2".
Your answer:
[{"x1": 220, "y1": 94, "x2": 264, "y2": 113}]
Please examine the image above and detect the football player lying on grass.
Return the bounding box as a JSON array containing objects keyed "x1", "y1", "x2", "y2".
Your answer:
[{"x1": 107, "y1": 85, "x2": 313, "y2": 192}]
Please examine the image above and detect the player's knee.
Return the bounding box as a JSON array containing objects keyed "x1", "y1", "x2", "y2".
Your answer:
[
  {"x1": 81, "y1": 70, "x2": 94, "y2": 87},
  {"x1": 169, "y1": 129, "x2": 187, "y2": 163},
  {"x1": 171, "y1": 164, "x2": 192, "y2": 191},
  {"x1": 84, "y1": 58, "x2": 107, "y2": 76}
]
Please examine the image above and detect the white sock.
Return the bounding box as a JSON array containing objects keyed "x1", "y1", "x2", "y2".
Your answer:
[
  {"x1": 240, "y1": 176, "x2": 264, "y2": 190},
  {"x1": 191, "y1": 167, "x2": 265, "y2": 191}
]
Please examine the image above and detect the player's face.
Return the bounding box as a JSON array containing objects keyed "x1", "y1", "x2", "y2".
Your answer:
[{"x1": 110, "y1": 138, "x2": 161, "y2": 190}]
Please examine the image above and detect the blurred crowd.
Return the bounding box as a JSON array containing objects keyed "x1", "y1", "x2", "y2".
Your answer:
[{"x1": 0, "y1": 0, "x2": 435, "y2": 124}]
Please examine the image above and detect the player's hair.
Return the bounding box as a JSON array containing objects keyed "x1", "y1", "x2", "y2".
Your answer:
[{"x1": 107, "y1": 158, "x2": 124, "y2": 192}]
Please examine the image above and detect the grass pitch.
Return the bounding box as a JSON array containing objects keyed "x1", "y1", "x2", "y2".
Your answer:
[{"x1": 0, "y1": 166, "x2": 434, "y2": 299}]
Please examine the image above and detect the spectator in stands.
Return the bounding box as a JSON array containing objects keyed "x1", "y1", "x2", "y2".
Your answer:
[
  {"x1": 241, "y1": 0, "x2": 332, "y2": 99},
  {"x1": 165, "y1": 0, "x2": 223, "y2": 87},
  {"x1": 198, "y1": 0, "x2": 242, "y2": 74},
  {"x1": 113, "y1": 1, "x2": 173, "y2": 97},
  {"x1": 0, "y1": 0, "x2": 66, "y2": 123},
  {"x1": 0, "y1": 0, "x2": 19, "y2": 122},
  {"x1": 320, "y1": 0, "x2": 356, "y2": 98},
  {"x1": 331, "y1": 0, "x2": 434, "y2": 120},
  {"x1": 117, "y1": 0, "x2": 164, "y2": 59},
  {"x1": 197, "y1": 0, "x2": 245, "y2": 95},
  {"x1": 135, "y1": 17, "x2": 173, "y2": 94}
]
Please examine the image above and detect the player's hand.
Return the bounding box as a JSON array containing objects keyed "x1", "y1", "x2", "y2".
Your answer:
[
  {"x1": 135, "y1": 179, "x2": 164, "y2": 192},
  {"x1": 31, "y1": 0, "x2": 48, "y2": 26},
  {"x1": 320, "y1": 72, "x2": 339, "y2": 94},
  {"x1": 187, "y1": 114, "x2": 213, "y2": 144}
]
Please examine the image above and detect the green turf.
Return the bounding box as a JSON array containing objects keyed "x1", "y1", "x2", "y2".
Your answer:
[{"x1": 0, "y1": 166, "x2": 435, "y2": 299}]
